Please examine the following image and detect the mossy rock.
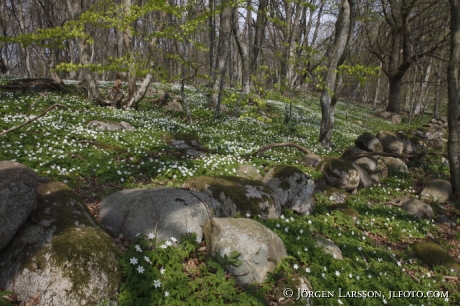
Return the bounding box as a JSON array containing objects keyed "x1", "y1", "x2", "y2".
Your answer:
[
  {"x1": 0, "y1": 179, "x2": 120, "y2": 305},
  {"x1": 314, "y1": 183, "x2": 348, "y2": 204},
  {"x1": 236, "y1": 165, "x2": 263, "y2": 180},
  {"x1": 164, "y1": 132, "x2": 202, "y2": 147},
  {"x1": 355, "y1": 132, "x2": 383, "y2": 152},
  {"x1": 264, "y1": 165, "x2": 305, "y2": 190},
  {"x1": 164, "y1": 133, "x2": 206, "y2": 157},
  {"x1": 329, "y1": 204, "x2": 359, "y2": 219},
  {"x1": 411, "y1": 242, "x2": 460, "y2": 275},
  {"x1": 263, "y1": 165, "x2": 315, "y2": 215},
  {"x1": 321, "y1": 159, "x2": 361, "y2": 191},
  {"x1": 185, "y1": 175, "x2": 281, "y2": 219}
]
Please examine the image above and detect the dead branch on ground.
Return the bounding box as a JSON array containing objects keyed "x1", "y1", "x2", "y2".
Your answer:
[
  {"x1": 0, "y1": 103, "x2": 68, "y2": 136},
  {"x1": 253, "y1": 142, "x2": 313, "y2": 157}
]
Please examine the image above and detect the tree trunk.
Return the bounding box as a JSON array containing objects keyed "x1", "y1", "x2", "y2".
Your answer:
[
  {"x1": 319, "y1": 0, "x2": 352, "y2": 147},
  {"x1": 211, "y1": 4, "x2": 232, "y2": 115},
  {"x1": 448, "y1": 0, "x2": 460, "y2": 202},
  {"x1": 418, "y1": 60, "x2": 432, "y2": 114},
  {"x1": 387, "y1": 75, "x2": 402, "y2": 114},
  {"x1": 373, "y1": 62, "x2": 382, "y2": 107},
  {"x1": 65, "y1": 0, "x2": 100, "y2": 101},
  {"x1": 68, "y1": 39, "x2": 77, "y2": 79},
  {"x1": 433, "y1": 62, "x2": 442, "y2": 119},
  {"x1": 209, "y1": 0, "x2": 216, "y2": 82},
  {"x1": 77, "y1": 38, "x2": 100, "y2": 101},
  {"x1": 123, "y1": 11, "x2": 167, "y2": 109},
  {"x1": 232, "y1": 7, "x2": 250, "y2": 94},
  {"x1": 251, "y1": 0, "x2": 267, "y2": 70},
  {"x1": 123, "y1": 0, "x2": 137, "y2": 99}
]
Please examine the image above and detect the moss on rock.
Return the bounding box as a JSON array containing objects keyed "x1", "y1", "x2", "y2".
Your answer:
[
  {"x1": 268, "y1": 165, "x2": 305, "y2": 190},
  {"x1": 411, "y1": 242, "x2": 460, "y2": 274},
  {"x1": 0, "y1": 179, "x2": 120, "y2": 304},
  {"x1": 322, "y1": 159, "x2": 361, "y2": 190},
  {"x1": 164, "y1": 132, "x2": 202, "y2": 147}
]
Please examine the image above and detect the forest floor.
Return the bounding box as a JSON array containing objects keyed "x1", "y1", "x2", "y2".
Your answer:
[{"x1": 0, "y1": 75, "x2": 459, "y2": 305}]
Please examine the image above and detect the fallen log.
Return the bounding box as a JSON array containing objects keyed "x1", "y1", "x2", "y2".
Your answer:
[{"x1": 0, "y1": 78, "x2": 67, "y2": 93}]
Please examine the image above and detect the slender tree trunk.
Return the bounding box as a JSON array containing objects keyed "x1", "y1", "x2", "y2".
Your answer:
[
  {"x1": 124, "y1": 12, "x2": 167, "y2": 109},
  {"x1": 418, "y1": 60, "x2": 432, "y2": 114},
  {"x1": 78, "y1": 38, "x2": 100, "y2": 101},
  {"x1": 251, "y1": 0, "x2": 267, "y2": 70},
  {"x1": 123, "y1": 0, "x2": 137, "y2": 99},
  {"x1": 65, "y1": 0, "x2": 100, "y2": 101},
  {"x1": 433, "y1": 63, "x2": 442, "y2": 119},
  {"x1": 211, "y1": 4, "x2": 232, "y2": 115},
  {"x1": 180, "y1": 41, "x2": 193, "y2": 125},
  {"x1": 448, "y1": 0, "x2": 460, "y2": 202},
  {"x1": 209, "y1": 0, "x2": 216, "y2": 82},
  {"x1": 68, "y1": 39, "x2": 77, "y2": 79},
  {"x1": 0, "y1": 15, "x2": 8, "y2": 74},
  {"x1": 319, "y1": 0, "x2": 352, "y2": 146},
  {"x1": 373, "y1": 61, "x2": 382, "y2": 107},
  {"x1": 232, "y1": 7, "x2": 250, "y2": 94}
]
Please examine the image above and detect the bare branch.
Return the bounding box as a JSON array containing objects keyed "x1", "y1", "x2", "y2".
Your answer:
[
  {"x1": 253, "y1": 142, "x2": 313, "y2": 157},
  {"x1": 0, "y1": 103, "x2": 68, "y2": 136}
]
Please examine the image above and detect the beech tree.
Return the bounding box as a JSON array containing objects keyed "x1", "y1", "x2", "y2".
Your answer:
[
  {"x1": 318, "y1": 0, "x2": 354, "y2": 147},
  {"x1": 363, "y1": 0, "x2": 449, "y2": 114},
  {"x1": 448, "y1": 0, "x2": 460, "y2": 203}
]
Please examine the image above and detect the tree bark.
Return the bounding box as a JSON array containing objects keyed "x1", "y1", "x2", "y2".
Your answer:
[
  {"x1": 387, "y1": 74, "x2": 403, "y2": 114},
  {"x1": 319, "y1": 0, "x2": 352, "y2": 147},
  {"x1": 232, "y1": 7, "x2": 250, "y2": 94},
  {"x1": 123, "y1": 0, "x2": 137, "y2": 100},
  {"x1": 65, "y1": 0, "x2": 101, "y2": 101},
  {"x1": 123, "y1": 11, "x2": 167, "y2": 109},
  {"x1": 211, "y1": 4, "x2": 232, "y2": 115},
  {"x1": 447, "y1": 0, "x2": 460, "y2": 202},
  {"x1": 373, "y1": 61, "x2": 382, "y2": 107}
]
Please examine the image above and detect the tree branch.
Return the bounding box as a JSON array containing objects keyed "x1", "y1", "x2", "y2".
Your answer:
[
  {"x1": 0, "y1": 103, "x2": 68, "y2": 136},
  {"x1": 253, "y1": 142, "x2": 313, "y2": 157}
]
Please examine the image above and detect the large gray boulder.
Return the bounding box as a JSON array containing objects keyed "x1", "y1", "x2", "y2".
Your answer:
[
  {"x1": 301, "y1": 153, "x2": 322, "y2": 167},
  {"x1": 163, "y1": 100, "x2": 184, "y2": 111},
  {"x1": 315, "y1": 236, "x2": 343, "y2": 260},
  {"x1": 341, "y1": 147, "x2": 385, "y2": 182},
  {"x1": 396, "y1": 131, "x2": 417, "y2": 155},
  {"x1": 388, "y1": 196, "x2": 433, "y2": 219},
  {"x1": 236, "y1": 165, "x2": 262, "y2": 180},
  {"x1": 354, "y1": 164, "x2": 373, "y2": 188},
  {"x1": 186, "y1": 176, "x2": 281, "y2": 219},
  {"x1": 381, "y1": 157, "x2": 409, "y2": 174},
  {"x1": 314, "y1": 183, "x2": 348, "y2": 204},
  {"x1": 263, "y1": 165, "x2": 315, "y2": 215},
  {"x1": 164, "y1": 133, "x2": 206, "y2": 157},
  {"x1": 365, "y1": 159, "x2": 389, "y2": 182},
  {"x1": 87, "y1": 120, "x2": 134, "y2": 131},
  {"x1": 374, "y1": 111, "x2": 402, "y2": 124},
  {"x1": 0, "y1": 161, "x2": 38, "y2": 251},
  {"x1": 0, "y1": 179, "x2": 120, "y2": 305},
  {"x1": 321, "y1": 159, "x2": 361, "y2": 191},
  {"x1": 355, "y1": 132, "x2": 383, "y2": 152},
  {"x1": 421, "y1": 179, "x2": 452, "y2": 202},
  {"x1": 203, "y1": 218, "x2": 287, "y2": 285},
  {"x1": 100, "y1": 188, "x2": 220, "y2": 242},
  {"x1": 377, "y1": 131, "x2": 404, "y2": 155}
]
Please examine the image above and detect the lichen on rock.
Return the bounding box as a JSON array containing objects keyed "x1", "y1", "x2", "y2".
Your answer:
[{"x1": 186, "y1": 175, "x2": 281, "y2": 219}]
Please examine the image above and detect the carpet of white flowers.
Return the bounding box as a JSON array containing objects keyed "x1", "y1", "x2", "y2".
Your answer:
[{"x1": 0, "y1": 75, "x2": 458, "y2": 305}]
